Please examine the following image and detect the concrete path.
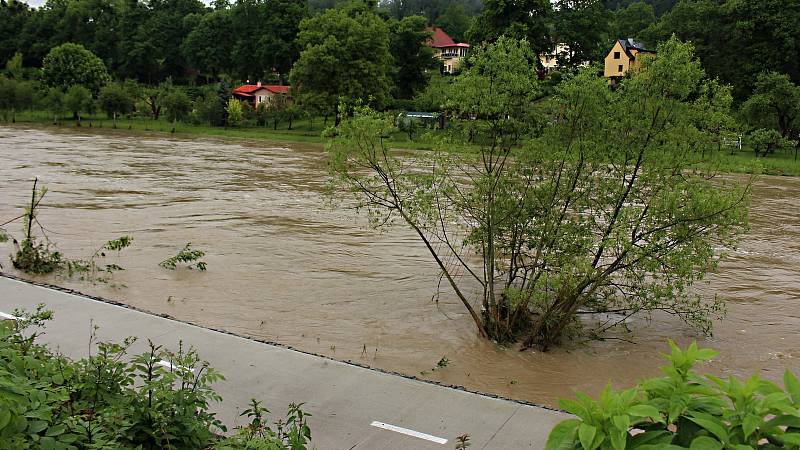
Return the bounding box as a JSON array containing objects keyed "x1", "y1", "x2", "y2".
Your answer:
[{"x1": 0, "y1": 276, "x2": 568, "y2": 449}]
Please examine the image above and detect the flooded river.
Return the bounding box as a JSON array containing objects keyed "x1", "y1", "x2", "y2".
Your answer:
[{"x1": 1, "y1": 126, "x2": 798, "y2": 407}]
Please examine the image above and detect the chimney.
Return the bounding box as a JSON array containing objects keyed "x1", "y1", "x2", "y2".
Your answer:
[{"x1": 257, "y1": 81, "x2": 262, "y2": 87}]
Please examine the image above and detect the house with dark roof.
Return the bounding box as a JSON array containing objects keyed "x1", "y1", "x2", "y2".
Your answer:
[
  {"x1": 604, "y1": 39, "x2": 656, "y2": 84},
  {"x1": 232, "y1": 82, "x2": 292, "y2": 109},
  {"x1": 429, "y1": 27, "x2": 470, "y2": 74}
]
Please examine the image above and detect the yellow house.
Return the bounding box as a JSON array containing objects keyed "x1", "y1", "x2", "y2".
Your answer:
[
  {"x1": 604, "y1": 39, "x2": 655, "y2": 85},
  {"x1": 429, "y1": 27, "x2": 470, "y2": 74}
]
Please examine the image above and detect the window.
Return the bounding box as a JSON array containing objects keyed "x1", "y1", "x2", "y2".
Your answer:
[
  {"x1": 618, "y1": 64, "x2": 623, "y2": 72},
  {"x1": 614, "y1": 51, "x2": 620, "y2": 59}
]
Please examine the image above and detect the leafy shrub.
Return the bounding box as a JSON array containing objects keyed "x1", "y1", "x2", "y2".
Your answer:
[
  {"x1": 0, "y1": 307, "x2": 312, "y2": 449},
  {"x1": 546, "y1": 341, "x2": 800, "y2": 450}
]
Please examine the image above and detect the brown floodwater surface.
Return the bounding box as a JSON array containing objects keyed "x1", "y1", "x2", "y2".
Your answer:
[{"x1": 1, "y1": 126, "x2": 799, "y2": 407}]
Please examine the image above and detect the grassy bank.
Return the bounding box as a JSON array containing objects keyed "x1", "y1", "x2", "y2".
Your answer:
[
  {"x1": 10, "y1": 110, "x2": 441, "y2": 150},
  {"x1": 7, "y1": 111, "x2": 800, "y2": 177}
]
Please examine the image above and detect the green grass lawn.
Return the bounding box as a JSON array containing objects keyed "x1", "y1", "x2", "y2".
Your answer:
[{"x1": 8, "y1": 111, "x2": 800, "y2": 177}]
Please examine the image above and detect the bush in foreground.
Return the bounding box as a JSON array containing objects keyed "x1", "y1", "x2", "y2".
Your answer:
[
  {"x1": 0, "y1": 306, "x2": 311, "y2": 449},
  {"x1": 547, "y1": 341, "x2": 800, "y2": 449}
]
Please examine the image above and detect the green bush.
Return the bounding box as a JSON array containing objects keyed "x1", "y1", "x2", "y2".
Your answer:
[
  {"x1": 0, "y1": 307, "x2": 312, "y2": 449},
  {"x1": 547, "y1": 341, "x2": 800, "y2": 450}
]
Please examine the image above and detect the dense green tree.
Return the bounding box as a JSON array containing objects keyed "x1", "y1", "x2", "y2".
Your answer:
[
  {"x1": 389, "y1": 15, "x2": 437, "y2": 100},
  {"x1": 467, "y1": 0, "x2": 552, "y2": 56},
  {"x1": 163, "y1": 88, "x2": 192, "y2": 123},
  {"x1": 290, "y1": 0, "x2": 392, "y2": 124},
  {"x1": 611, "y1": 1, "x2": 655, "y2": 40},
  {"x1": 42, "y1": 43, "x2": 110, "y2": 93},
  {"x1": 98, "y1": 83, "x2": 135, "y2": 128},
  {"x1": 644, "y1": 0, "x2": 800, "y2": 101},
  {"x1": 63, "y1": 84, "x2": 93, "y2": 124},
  {"x1": 230, "y1": 0, "x2": 308, "y2": 82},
  {"x1": 0, "y1": 0, "x2": 32, "y2": 65},
  {"x1": 553, "y1": 0, "x2": 611, "y2": 68},
  {"x1": 121, "y1": 0, "x2": 205, "y2": 83},
  {"x1": 435, "y1": 3, "x2": 471, "y2": 42},
  {"x1": 182, "y1": 10, "x2": 234, "y2": 81},
  {"x1": 741, "y1": 72, "x2": 800, "y2": 141}
]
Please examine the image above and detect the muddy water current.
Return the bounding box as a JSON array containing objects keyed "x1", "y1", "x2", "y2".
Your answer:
[{"x1": 1, "y1": 126, "x2": 799, "y2": 407}]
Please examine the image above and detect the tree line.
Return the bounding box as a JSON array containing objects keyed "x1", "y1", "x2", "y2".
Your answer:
[{"x1": 1, "y1": 0, "x2": 798, "y2": 147}]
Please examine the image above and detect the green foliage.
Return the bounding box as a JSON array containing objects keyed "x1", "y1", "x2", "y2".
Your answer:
[
  {"x1": 547, "y1": 340, "x2": 800, "y2": 450},
  {"x1": 741, "y1": 72, "x2": 800, "y2": 140},
  {"x1": 63, "y1": 236, "x2": 134, "y2": 284},
  {"x1": 181, "y1": 10, "x2": 234, "y2": 80},
  {"x1": 467, "y1": 0, "x2": 553, "y2": 56},
  {"x1": 434, "y1": 3, "x2": 472, "y2": 42},
  {"x1": 9, "y1": 179, "x2": 63, "y2": 275},
  {"x1": 41, "y1": 87, "x2": 66, "y2": 123},
  {"x1": 98, "y1": 83, "x2": 134, "y2": 127},
  {"x1": 290, "y1": 1, "x2": 393, "y2": 120},
  {"x1": 4, "y1": 180, "x2": 132, "y2": 283},
  {"x1": 552, "y1": 0, "x2": 611, "y2": 68},
  {"x1": 643, "y1": 0, "x2": 800, "y2": 101},
  {"x1": 229, "y1": 0, "x2": 307, "y2": 81},
  {"x1": 159, "y1": 242, "x2": 207, "y2": 271},
  {"x1": 42, "y1": 43, "x2": 110, "y2": 93},
  {"x1": 388, "y1": 15, "x2": 437, "y2": 100},
  {"x1": 63, "y1": 85, "x2": 93, "y2": 123},
  {"x1": 217, "y1": 400, "x2": 313, "y2": 450},
  {"x1": 5, "y1": 50, "x2": 23, "y2": 79},
  {"x1": 0, "y1": 308, "x2": 311, "y2": 449},
  {"x1": 163, "y1": 88, "x2": 192, "y2": 123},
  {"x1": 328, "y1": 37, "x2": 751, "y2": 350},
  {"x1": 226, "y1": 98, "x2": 245, "y2": 127},
  {"x1": 195, "y1": 88, "x2": 227, "y2": 126},
  {"x1": 0, "y1": 76, "x2": 34, "y2": 121},
  {"x1": 611, "y1": 1, "x2": 655, "y2": 40},
  {"x1": 749, "y1": 129, "x2": 794, "y2": 159}
]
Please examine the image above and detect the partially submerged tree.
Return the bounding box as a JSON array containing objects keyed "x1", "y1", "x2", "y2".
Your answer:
[{"x1": 327, "y1": 37, "x2": 751, "y2": 350}]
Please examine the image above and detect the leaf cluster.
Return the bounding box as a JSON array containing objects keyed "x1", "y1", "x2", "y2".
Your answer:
[
  {"x1": 0, "y1": 308, "x2": 312, "y2": 449},
  {"x1": 547, "y1": 341, "x2": 800, "y2": 450},
  {"x1": 159, "y1": 242, "x2": 207, "y2": 271}
]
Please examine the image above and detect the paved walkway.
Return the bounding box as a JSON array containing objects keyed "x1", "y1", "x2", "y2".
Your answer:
[{"x1": 0, "y1": 276, "x2": 567, "y2": 449}]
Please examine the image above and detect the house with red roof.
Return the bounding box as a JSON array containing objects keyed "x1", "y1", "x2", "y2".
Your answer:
[
  {"x1": 429, "y1": 27, "x2": 470, "y2": 74},
  {"x1": 232, "y1": 82, "x2": 292, "y2": 109}
]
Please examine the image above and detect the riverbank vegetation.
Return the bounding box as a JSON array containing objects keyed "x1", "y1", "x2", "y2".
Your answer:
[
  {"x1": 546, "y1": 340, "x2": 800, "y2": 450},
  {"x1": 0, "y1": 306, "x2": 312, "y2": 449},
  {"x1": 329, "y1": 37, "x2": 751, "y2": 350},
  {"x1": 1, "y1": 0, "x2": 799, "y2": 176}
]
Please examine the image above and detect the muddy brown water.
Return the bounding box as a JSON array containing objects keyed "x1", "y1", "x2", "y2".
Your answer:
[{"x1": 1, "y1": 126, "x2": 799, "y2": 407}]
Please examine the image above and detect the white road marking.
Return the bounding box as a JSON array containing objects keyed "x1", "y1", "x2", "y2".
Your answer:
[
  {"x1": 370, "y1": 421, "x2": 448, "y2": 445},
  {"x1": 156, "y1": 359, "x2": 194, "y2": 372},
  {"x1": 0, "y1": 311, "x2": 19, "y2": 320}
]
